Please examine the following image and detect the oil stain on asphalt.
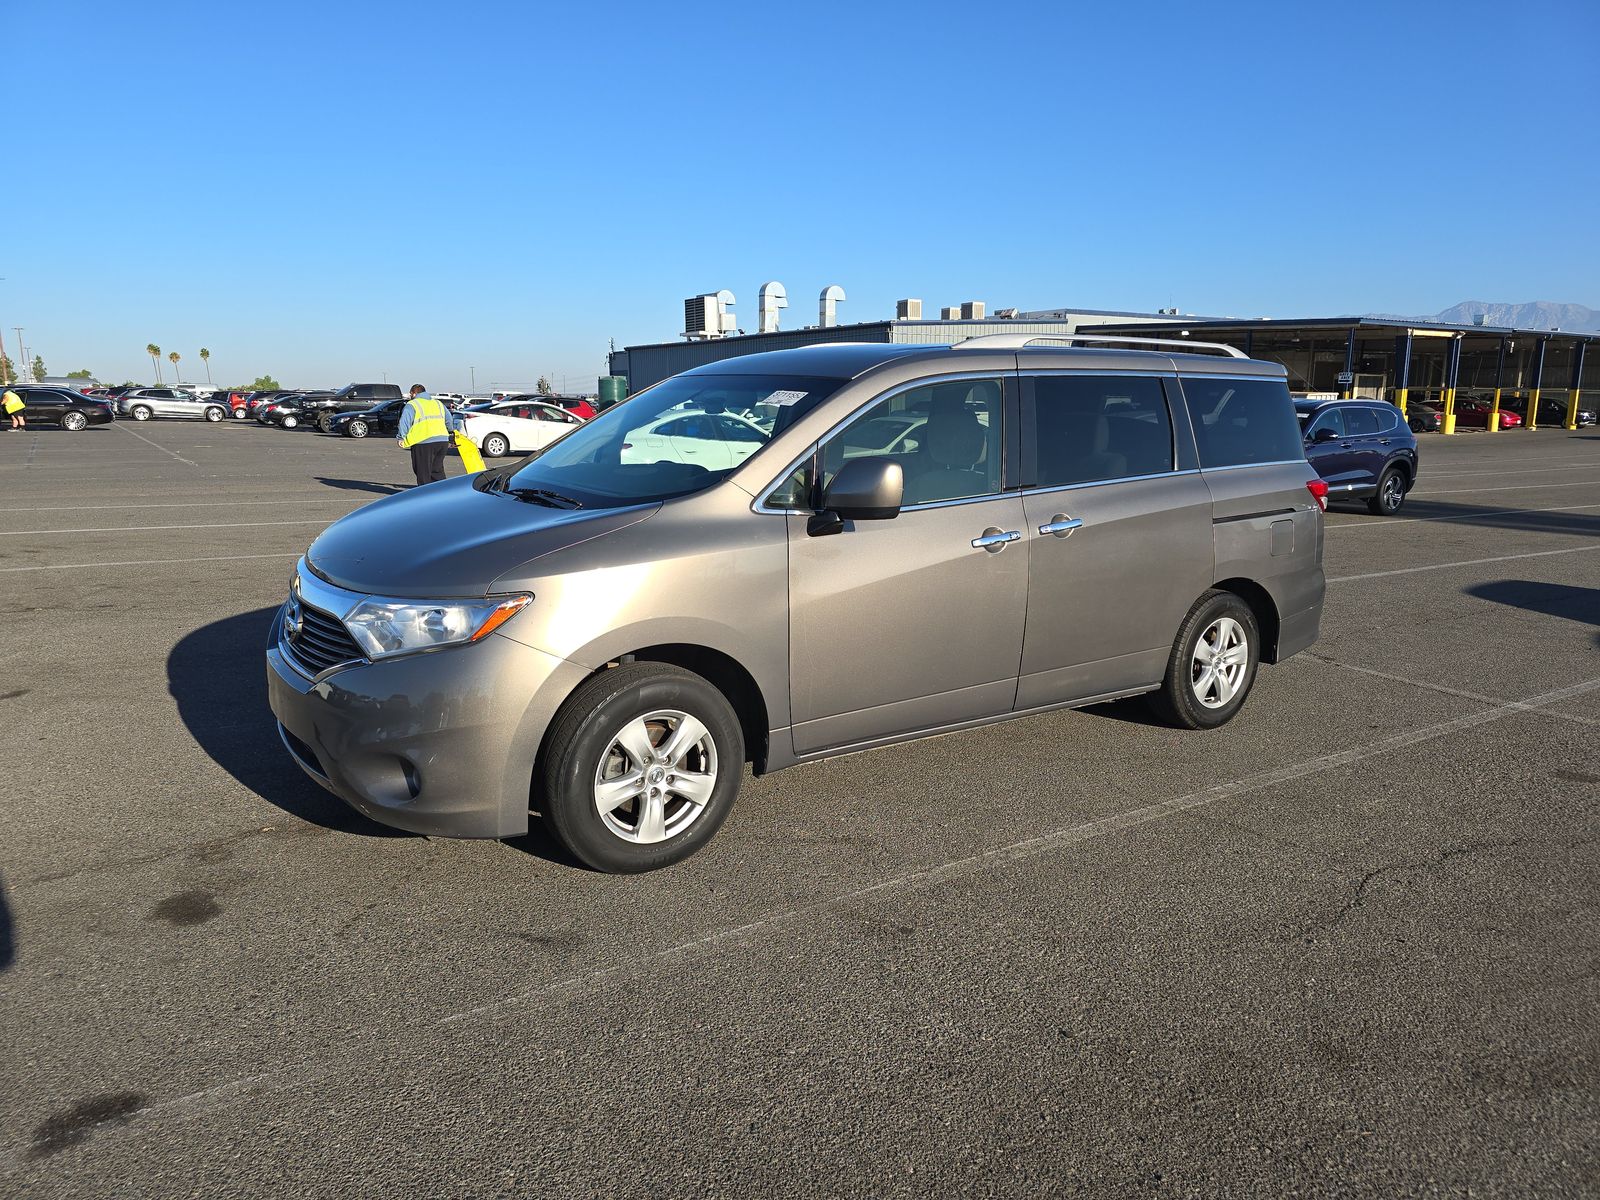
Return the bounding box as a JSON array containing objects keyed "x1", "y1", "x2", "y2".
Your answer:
[
  {"x1": 149, "y1": 890, "x2": 220, "y2": 927},
  {"x1": 28, "y1": 1092, "x2": 148, "y2": 1159}
]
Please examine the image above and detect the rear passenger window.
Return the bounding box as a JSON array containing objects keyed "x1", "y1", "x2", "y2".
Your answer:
[
  {"x1": 1027, "y1": 375, "x2": 1173, "y2": 487},
  {"x1": 1181, "y1": 377, "x2": 1304, "y2": 469},
  {"x1": 1345, "y1": 408, "x2": 1380, "y2": 436}
]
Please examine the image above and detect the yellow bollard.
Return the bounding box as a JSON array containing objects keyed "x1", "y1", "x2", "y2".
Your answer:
[
  {"x1": 1567, "y1": 390, "x2": 1582, "y2": 430},
  {"x1": 1489, "y1": 387, "x2": 1502, "y2": 432},
  {"x1": 1526, "y1": 388, "x2": 1540, "y2": 431},
  {"x1": 1395, "y1": 387, "x2": 1408, "y2": 416},
  {"x1": 1441, "y1": 387, "x2": 1457, "y2": 435}
]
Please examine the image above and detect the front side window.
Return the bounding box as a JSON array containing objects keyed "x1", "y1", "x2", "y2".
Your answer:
[
  {"x1": 1181, "y1": 377, "x2": 1304, "y2": 469},
  {"x1": 1306, "y1": 409, "x2": 1344, "y2": 439},
  {"x1": 1027, "y1": 374, "x2": 1173, "y2": 488},
  {"x1": 820, "y1": 377, "x2": 1003, "y2": 506},
  {"x1": 499, "y1": 373, "x2": 843, "y2": 508}
]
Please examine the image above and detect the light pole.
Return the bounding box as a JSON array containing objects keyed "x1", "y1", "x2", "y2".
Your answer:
[
  {"x1": 469, "y1": 365, "x2": 476, "y2": 391},
  {"x1": 12, "y1": 328, "x2": 23, "y2": 381}
]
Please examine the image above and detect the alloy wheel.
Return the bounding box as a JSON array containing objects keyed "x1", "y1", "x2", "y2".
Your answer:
[
  {"x1": 1190, "y1": 617, "x2": 1248, "y2": 709},
  {"x1": 1381, "y1": 473, "x2": 1403, "y2": 513},
  {"x1": 592, "y1": 710, "x2": 718, "y2": 844},
  {"x1": 63, "y1": 411, "x2": 87, "y2": 431}
]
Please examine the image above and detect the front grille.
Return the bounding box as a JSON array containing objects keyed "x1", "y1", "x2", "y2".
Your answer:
[{"x1": 283, "y1": 602, "x2": 364, "y2": 675}]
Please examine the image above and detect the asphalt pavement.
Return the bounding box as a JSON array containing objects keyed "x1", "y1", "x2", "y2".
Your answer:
[{"x1": 2, "y1": 416, "x2": 1597, "y2": 1198}]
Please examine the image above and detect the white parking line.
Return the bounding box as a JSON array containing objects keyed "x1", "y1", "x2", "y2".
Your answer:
[
  {"x1": 0, "y1": 552, "x2": 299, "y2": 573},
  {"x1": 1328, "y1": 544, "x2": 1600, "y2": 583},
  {"x1": 1325, "y1": 501, "x2": 1600, "y2": 531},
  {"x1": 51, "y1": 670, "x2": 1599, "y2": 1145},
  {"x1": 1426, "y1": 461, "x2": 1600, "y2": 479},
  {"x1": 0, "y1": 519, "x2": 334, "y2": 536},
  {"x1": 117, "y1": 423, "x2": 197, "y2": 466},
  {"x1": 26, "y1": 498, "x2": 368, "y2": 511},
  {"x1": 1306, "y1": 655, "x2": 1598, "y2": 727},
  {"x1": 1415, "y1": 479, "x2": 1600, "y2": 496}
]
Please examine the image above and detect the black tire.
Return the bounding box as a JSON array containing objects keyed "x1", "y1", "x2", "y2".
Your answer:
[
  {"x1": 131, "y1": 405, "x2": 152, "y2": 421},
  {"x1": 204, "y1": 406, "x2": 224, "y2": 422},
  {"x1": 539, "y1": 663, "x2": 744, "y2": 873},
  {"x1": 281, "y1": 414, "x2": 298, "y2": 429},
  {"x1": 62, "y1": 410, "x2": 88, "y2": 431},
  {"x1": 1146, "y1": 590, "x2": 1261, "y2": 730},
  {"x1": 1367, "y1": 466, "x2": 1406, "y2": 516},
  {"x1": 1408, "y1": 417, "x2": 1425, "y2": 432},
  {"x1": 346, "y1": 419, "x2": 368, "y2": 439},
  {"x1": 482, "y1": 433, "x2": 510, "y2": 458},
  {"x1": 317, "y1": 414, "x2": 335, "y2": 433}
]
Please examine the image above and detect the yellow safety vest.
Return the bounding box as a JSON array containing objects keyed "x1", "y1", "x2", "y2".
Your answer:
[
  {"x1": 2, "y1": 390, "x2": 22, "y2": 415},
  {"x1": 399, "y1": 396, "x2": 449, "y2": 447}
]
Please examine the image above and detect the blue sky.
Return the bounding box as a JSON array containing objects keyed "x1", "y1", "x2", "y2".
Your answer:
[{"x1": 4, "y1": 0, "x2": 1596, "y2": 391}]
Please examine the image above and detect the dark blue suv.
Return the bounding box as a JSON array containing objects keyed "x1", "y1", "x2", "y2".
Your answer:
[{"x1": 1295, "y1": 399, "x2": 1419, "y2": 516}]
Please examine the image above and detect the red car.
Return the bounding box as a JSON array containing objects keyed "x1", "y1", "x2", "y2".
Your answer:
[{"x1": 1453, "y1": 399, "x2": 1521, "y2": 429}]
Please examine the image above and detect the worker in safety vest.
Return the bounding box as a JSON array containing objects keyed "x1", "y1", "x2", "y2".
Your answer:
[
  {"x1": 3, "y1": 386, "x2": 23, "y2": 430},
  {"x1": 396, "y1": 383, "x2": 456, "y2": 486}
]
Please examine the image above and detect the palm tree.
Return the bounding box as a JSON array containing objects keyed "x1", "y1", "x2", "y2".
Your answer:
[
  {"x1": 147, "y1": 343, "x2": 162, "y2": 383},
  {"x1": 199, "y1": 347, "x2": 212, "y2": 384},
  {"x1": 169, "y1": 351, "x2": 181, "y2": 383}
]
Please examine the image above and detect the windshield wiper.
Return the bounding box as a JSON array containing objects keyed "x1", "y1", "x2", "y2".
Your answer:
[{"x1": 503, "y1": 486, "x2": 583, "y2": 509}]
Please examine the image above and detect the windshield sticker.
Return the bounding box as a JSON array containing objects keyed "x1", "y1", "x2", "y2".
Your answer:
[{"x1": 764, "y1": 390, "x2": 809, "y2": 406}]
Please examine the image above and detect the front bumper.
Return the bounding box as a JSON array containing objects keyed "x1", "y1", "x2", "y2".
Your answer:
[{"x1": 266, "y1": 609, "x2": 589, "y2": 838}]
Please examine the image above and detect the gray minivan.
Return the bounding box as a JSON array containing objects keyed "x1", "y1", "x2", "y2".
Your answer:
[{"x1": 268, "y1": 336, "x2": 1325, "y2": 872}]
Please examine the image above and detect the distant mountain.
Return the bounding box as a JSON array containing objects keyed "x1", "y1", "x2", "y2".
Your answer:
[{"x1": 1377, "y1": 300, "x2": 1600, "y2": 331}]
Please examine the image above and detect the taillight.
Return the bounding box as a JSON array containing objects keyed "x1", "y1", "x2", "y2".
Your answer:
[{"x1": 1306, "y1": 479, "x2": 1328, "y2": 511}]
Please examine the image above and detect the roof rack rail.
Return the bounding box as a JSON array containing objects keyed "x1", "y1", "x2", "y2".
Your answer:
[{"x1": 952, "y1": 332, "x2": 1249, "y2": 359}]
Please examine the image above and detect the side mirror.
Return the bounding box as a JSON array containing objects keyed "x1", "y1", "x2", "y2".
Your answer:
[
  {"x1": 1311, "y1": 427, "x2": 1339, "y2": 444},
  {"x1": 809, "y1": 456, "x2": 903, "y2": 536}
]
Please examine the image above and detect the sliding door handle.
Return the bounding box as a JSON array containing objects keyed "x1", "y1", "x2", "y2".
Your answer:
[
  {"x1": 1038, "y1": 515, "x2": 1084, "y2": 538},
  {"x1": 971, "y1": 528, "x2": 1021, "y2": 552}
]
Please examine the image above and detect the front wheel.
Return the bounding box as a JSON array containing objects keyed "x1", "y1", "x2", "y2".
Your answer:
[
  {"x1": 482, "y1": 432, "x2": 510, "y2": 457},
  {"x1": 62, "y1": 411, "x2": 88, "y2": 431},
  {"x1": 346, "y1": 419, "x2": 368, "y2": 438},
  {"x1": 232, "y1": 406, "x2": 248, "y2": 419},
  {"x1": 131, "y1": 405, "x2": 152, "y2": 421},
  {"x1": 281, "y1": 414, "x2": 298, "y2": 429},
  {"x1": 540, "y1": 663, "x2": 744, "y2": 873},
  {"x1": 317, "y1": 414, "x2": 335, "y2": 433},
  {"x1": 1367, "y1": 467, "x2": 1406, "y2": 516},
  {"x1": 1146, "y1": 590, "x2": 1260, "y2": 730}
]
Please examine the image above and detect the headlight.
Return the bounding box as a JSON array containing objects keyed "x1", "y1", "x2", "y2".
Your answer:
[{"x1": 343, "y1": 595, "x2": 530, "y2": 660}]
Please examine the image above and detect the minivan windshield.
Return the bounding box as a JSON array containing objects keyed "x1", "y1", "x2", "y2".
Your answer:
[{"x1": 497, "y1": 373, "x2": 843, "y2": 507}]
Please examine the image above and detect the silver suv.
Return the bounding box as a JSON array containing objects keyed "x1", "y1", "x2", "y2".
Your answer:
[
  {"x1": 268, "y1": 336, "x2": 1325, "y2": 872},
  {"x1": 117, "y1": 387, "x2": 228, "y2": 422}
]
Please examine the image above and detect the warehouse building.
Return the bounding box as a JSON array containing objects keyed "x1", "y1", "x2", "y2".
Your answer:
[{"x1": 610, "y1": 292, "x2": 1595, "y2": 433}]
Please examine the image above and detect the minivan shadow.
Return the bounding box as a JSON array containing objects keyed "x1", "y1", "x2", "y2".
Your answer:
[
  {"x1": 314, "y1": 477, "x2": 406, "y2": 496},
  {"x1": 167, "y1": 607, "x2": 411, "y2": 837},
  {"x1": 1464, "y1": 580, "x2": 1600, "y2": 632},
  {"x1": 0, "y1": 874, "x2": 14, "y2": 972}
]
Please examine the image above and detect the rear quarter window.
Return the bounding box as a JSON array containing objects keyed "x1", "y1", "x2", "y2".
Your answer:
[{"x1": 1181, "y1": 377, "x2": 1304, "y2": 469}]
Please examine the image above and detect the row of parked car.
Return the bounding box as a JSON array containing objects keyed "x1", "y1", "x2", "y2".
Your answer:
[{"x1": 1400, "y1": 391, "x2": 1597, "y2": 432}]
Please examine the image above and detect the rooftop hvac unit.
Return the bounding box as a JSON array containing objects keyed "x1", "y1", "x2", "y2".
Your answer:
[
  {"x1": 960, "y1": 301, "x2": 985, "y2": 320},
  {"x1": 683, "y1": 294, "x2": 720, "y2": 340},
  {"x1": 897, "y1": 298, "x2": 923, "y2": 320},
  {"x1": 941, "y1": 306, "x2": 961, "y2": 320}
]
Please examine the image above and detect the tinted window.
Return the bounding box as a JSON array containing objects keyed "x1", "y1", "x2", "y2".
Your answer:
[
  {"x1": 822, "y1": 378, "x2": 1003, "y2": 506},
  {"x1": 1181, "y1": 377, "x2": 1304, "y2": 468},
  {"x1": 1373, "y1": 406, "x2": 1400, "y2": 433},
  {"x1": 1028, "y1": 374, "x2": 1172, "y2": 487},
  {"x1": 1306, "y1": 409, "x2": 1344, "y2": 439},
  {"x1": 1344, "y1": 407, "x2": 1380, "y2": 436}
]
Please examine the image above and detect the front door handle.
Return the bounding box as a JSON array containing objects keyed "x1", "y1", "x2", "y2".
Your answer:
[
  {"x1": 1038, "y1": 515, "x2": 1084, "y2": 538},
  {"x1": 1340, "y1": 441, "x2": 1353, "y2": 448},
  {"x1": 971, "y1": 528, "x2": 1021, "y2": 552}
]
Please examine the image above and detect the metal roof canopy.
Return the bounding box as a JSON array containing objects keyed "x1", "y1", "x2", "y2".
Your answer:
[{"x1": 1089, "y1": 316, "x2": 1597, "y2": 341}]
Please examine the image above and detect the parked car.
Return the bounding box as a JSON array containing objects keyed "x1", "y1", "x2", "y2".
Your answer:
[
  {"x1": 1453, "y1": 398, "x2": 1521, "y2": 429},
  {"x1": 300, "y1": 383, "x2": 405, "y2": 432},
  {"x1": 1537, "y1": 398, "x2": 1598, "y2": 428},
  {"x1": 264, "y1": 392, "x2": 337, "y2": 429},
  {"x1": 504, "y1": 392, "x2": 597, "y2": 420},
  {"x1": 1297, "y1": 399, "x2": 1419, "y2": 515},
  {"x1": 269, "y1": 336, "x2": 1326, "y2": 872},
  {"x1": 458, "y1": 399, "x2": 585, "y2": 457},
  {"x1": 117, "y1": 387, "x2": 228, "y2": 422},
  {"x1": 2, "y1": 386, "x2": 115, "y2": 431},
  {"x1": 246, "y1": 390, "x2": 297, "y2": 418},
  {"x1": 329, "y1": 399, "x2": 407, "y2": 439},
  {"x1": 1405, "y1": 401, "x2": 1442, "y2": 433}
]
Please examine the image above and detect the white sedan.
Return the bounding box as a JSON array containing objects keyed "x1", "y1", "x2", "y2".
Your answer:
[
  {"x1": 620, "y1": 410, "x2": 767, "y2": 471},
  {"x1": 458, "y1": 400, "x2": 585, "y2": 457}
]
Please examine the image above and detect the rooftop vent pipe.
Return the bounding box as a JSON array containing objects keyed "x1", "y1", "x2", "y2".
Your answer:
[
  {"x1": 758, "y1": 282, "x2": 788, "y2": 334},
  {"x1": 819, "y1": 285, "x2": 846, "y2": 328}
]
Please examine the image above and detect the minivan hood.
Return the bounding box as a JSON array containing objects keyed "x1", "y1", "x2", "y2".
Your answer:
[{"x1": 306, "y1": 475, "x2": 657, "y2": 598}]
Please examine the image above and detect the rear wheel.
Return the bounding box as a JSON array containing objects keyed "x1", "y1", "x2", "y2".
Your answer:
[
  {"x1": 482, "y1": 432, "x2": 510, "y2": 457},
  {"x1": 1147, "y1": 590, "x2": 1260, "y2": 730},
  {"x1": 539, "y1": 663, "x2": 744, "y2": 873},
  {"x1": 232, "y1": 406, "x2": 248, "y2": 419},
  {"x1": 62, "y1": 410, "x2": 88, "y2": 431},
  {"x1": 204, "y1": 406, "x2": 224, "y2": 422},
  {"x1": 131, "y1": 405, "x2": 152, "y2": 421},
  {"x1": 317, "y1": 414, "x2": 335, "y2": 433},
  {"x1": 346, "y1": 419, "x2": 368, "y2": 438},
  {"x1": 1367, "y1": 467, "x2": 1406, "y2": 516},
  {"x1": 281, "y1": 414, "x2": 298, "y2": 429}
]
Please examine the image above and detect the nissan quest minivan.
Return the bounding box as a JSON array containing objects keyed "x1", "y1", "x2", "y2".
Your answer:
[{"x1": 268, "y1": 336, "x2": 1326, "y2": 872}]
